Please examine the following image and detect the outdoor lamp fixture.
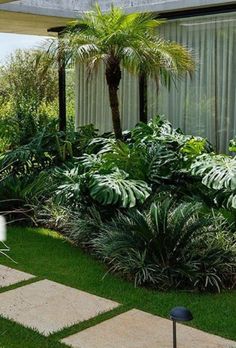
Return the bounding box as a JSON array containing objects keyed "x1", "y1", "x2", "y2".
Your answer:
[{"x1": 170, "y1": 307, "x2": 193, "y2": 348}]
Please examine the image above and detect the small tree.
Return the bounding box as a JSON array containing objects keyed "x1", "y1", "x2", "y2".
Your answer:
[{"x1": 59, "y1": 5, "x2": 194, "y2": 139}]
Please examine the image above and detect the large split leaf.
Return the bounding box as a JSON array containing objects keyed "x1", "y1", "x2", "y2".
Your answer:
[
  {"x1": 191, "y1": 154, "x2": 236, "y2": 190},
  {"x1": 191, "y1": 154, "x2": 236, "y2": 209},
  {"x1": 89, "y1": 169, "x2": 151, "y2": 208}
]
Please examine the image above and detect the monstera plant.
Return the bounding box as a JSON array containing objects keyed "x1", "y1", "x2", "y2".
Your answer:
[
  {"x1": 89, "y1": 169, "x2": 151, "y2": 208},
  {"x1": 191, "y1": 154, "x2": 236, "y2": 208}
]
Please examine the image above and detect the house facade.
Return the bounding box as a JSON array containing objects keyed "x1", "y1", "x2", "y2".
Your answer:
[{"x1": 0, "y1": 0, "x2": 235, "y2": 151}]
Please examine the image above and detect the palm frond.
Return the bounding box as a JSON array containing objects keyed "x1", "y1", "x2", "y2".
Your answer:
[{"x1": 49, "y1": 4, "x2": 194, "y2": 80}]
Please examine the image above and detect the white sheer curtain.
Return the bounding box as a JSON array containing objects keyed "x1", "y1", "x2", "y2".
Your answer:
[
  {"x1": 74, "y1": 12, "x2": 236, "y2": 152},
  {"x1": 149, "y1": 12, "x2": 236, "y2": 153},
  {"x1": 75, "y1": 63, "x2": 139, "y2": 134}
]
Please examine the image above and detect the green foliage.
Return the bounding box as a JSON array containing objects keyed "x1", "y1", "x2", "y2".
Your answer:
[
  {"x1": 131, "y1": 116, "x2": 210, "y2": 182},
  {"x1": 180, "y1": 138, "x2": 210, "y2": 166},
  {"x1": 93, "y1": 197, "x2": 235, "y2": 291},
  {"x1": 132, "y1": 116, "x2": 188, "y2": 149},
  {"x1": 51, "y1": 5, "x2": 194, "y2": 138},
  {"x1": 0, "y1": 49, "x2": 59, "y2": 147},
  {"x1": 89, "y1": 169, "x2": 151, "y2": 208},
  {"x1": 191, "y1": 154, "x2": 236, "y2": 209},
  {"x1": 0, "y1": 49, "x2": 76, "y2": 151},
  {"x1": 1, "y1": 115, "x2": 236, "y2": 293},
  {"x1": 0, "y1": 127, "x2": 74, "y2": 181},
  {"x1": 54, "y1": 166, "x2": 87, "y2": 207},
  {"x1": 0, "y1": 50, "x2": 57, "y2": 105},
  {"x1": 147, "y1": 144, "x2": 180, "y2": 182},
  {"x1": 229, "y1": 138, "x2": 236, "y2": 153},
  {"x1": 101, "y1": 141, "x2": 148, "y2": 180},
  {"x1": 65, "y1": 207, "x2": 104, "y2": 246},
  {"x1": 62, "y1": 5, "x2": 194, "y2": 78}
]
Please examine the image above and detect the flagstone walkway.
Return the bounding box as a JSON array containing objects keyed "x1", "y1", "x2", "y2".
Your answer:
[{"x1": 0, "y1": 265, "x2": 235, "y2": 348}]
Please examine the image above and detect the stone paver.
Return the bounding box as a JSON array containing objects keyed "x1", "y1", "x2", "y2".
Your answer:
[
  {"x1": 0, "y1": 279, "x2": 119, "y2": 336},
  {"x1": 0, "y1": 265, "x2": 35, "y2": 287},
  {"x1": 61, "y1": 309, "x2": 236, "y2": 348}
]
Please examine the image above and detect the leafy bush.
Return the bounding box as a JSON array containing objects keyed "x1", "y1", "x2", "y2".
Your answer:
[
  {"x1": 93, "y1": 197, "x2": 236, "y2": 291},
  {"x1": 0, "y1": 49, "x2": 58, "y2": 148}
]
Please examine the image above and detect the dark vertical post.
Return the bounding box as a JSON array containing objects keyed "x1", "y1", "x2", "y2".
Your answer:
[
  {"x1": 139, "y1": 72, "x2": 148, "y2": 123},
  {"x1": 173, "y1": 320, "x2": 177, "y2": 348},
  {"x1": 58, "y1": 31, "x2": 66, "y2": 132}
]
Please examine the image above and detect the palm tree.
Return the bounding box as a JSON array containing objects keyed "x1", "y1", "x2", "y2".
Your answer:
[{"x1": 60, "y1": 5, "x2": 195, "y2": 139}]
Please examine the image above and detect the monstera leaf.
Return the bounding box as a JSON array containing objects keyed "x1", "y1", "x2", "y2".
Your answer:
[
  {"x1": 89, "y1": 169, "x2": 151, "y2": 208},
  {"x1": 191, "y1": 154, "x2": 236, "y2": 209},
  {"x1": 191, "y1": 154, "x2": 236, "y2": 190},
  {"x1": 147, "y1": 144, "x2": 180, "y2": 182},
  {"x1": 131, "y1": 116, "x2": 173, "y2": 144},
  {"x1": 101, "y1": 141, "x2": 148, "y2": 180},
  {"x1": 54, "y1": 166, "x2": 86, "y2": 206},
  {"x1": 80, "y1": 153, "x2": 104, "y2": 171}
]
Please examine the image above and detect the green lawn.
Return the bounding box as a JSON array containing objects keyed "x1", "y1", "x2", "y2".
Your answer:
[{"x1": 0, "y1": 226, "x2": 235, "y2": 348}]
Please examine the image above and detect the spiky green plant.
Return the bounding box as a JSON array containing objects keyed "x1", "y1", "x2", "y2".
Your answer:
[{"x1": 93, "y1": 197, "x2": 235, "y2": 291}]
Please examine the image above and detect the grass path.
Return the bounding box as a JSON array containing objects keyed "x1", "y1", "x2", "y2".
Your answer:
[{"x1": 0, "y1": 226, "x2": 235, "y2": 348}]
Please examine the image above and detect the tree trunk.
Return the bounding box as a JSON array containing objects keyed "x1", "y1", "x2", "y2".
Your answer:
[
  {"x1": 105, "y1": 61, "x2": 123, "y2": 140},
  {"x1": 58, "y1": 31, "x2": 66, "y2": 132},
  {"x1": 107, "y1": 85, "x2": 123, "y2": 140},
  {"x1": 139, "y1": 72, "x2": 148, "y2": 123}
]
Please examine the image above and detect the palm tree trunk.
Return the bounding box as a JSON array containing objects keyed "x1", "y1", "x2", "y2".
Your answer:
[
  {"x1": 107, "y1": 85, "x2": 123, "y2": 140},
  {"x1": 105, "y1": 61, "x2": 122, "y2": 140}
]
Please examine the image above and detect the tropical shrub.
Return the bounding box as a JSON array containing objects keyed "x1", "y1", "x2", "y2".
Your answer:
[
  {"x1": 1, "y1": 115, "x2": 236, "y2": 292},
  {"x1": 93, "y1": 197, "x2": 236, "y2": 291}
]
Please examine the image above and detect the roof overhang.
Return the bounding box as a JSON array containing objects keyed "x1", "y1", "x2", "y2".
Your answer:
[
  {"x1": 0, "y1": 11, "x2": 71, "y2": 36},
  {"x1": 125, "y1": 0, "x2": 236, "y2": 14},
  {"x1": 0, "y1": 0, "x2": 235, "y2": 36}
]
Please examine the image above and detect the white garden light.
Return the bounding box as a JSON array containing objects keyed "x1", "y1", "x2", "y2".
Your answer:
[{"x1": 0, "y1": 215, "x2": 6, "y2": 242}]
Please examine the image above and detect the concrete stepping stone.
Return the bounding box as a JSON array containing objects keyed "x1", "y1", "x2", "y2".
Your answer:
[
  {"x1": 61, "y1": 309, "x2": 236, "y2": 348},
  {"x1": 0, "y1": 279, "x2": 119, "y2": 336},
  {"x1": 0, "y1": 265, "x2": 35, "y2": 287}
]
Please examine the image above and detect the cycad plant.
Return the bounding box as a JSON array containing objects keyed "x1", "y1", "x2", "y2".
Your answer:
[
  {"x1": 58, "y1": 5, "x2": 194, "y2": 139},
  {"x1": 93, "y1": 197, "x2": 235, "y2": 291}
]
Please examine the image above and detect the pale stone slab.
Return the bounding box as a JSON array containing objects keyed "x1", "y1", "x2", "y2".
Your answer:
[
  {"x1": 0, "y1": 279, "x2": 119, "y2": 336},
  {"x1": 0, "y1": 265, "x2": 35, "y2": 287},
  {"x1": 62, "y1": 309, "x2": 236, "y2": 348}
]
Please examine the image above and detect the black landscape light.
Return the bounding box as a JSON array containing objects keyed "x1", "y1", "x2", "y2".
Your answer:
[{"x1": 170, "y1": 307, "x2": 193, "y2": 348}]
